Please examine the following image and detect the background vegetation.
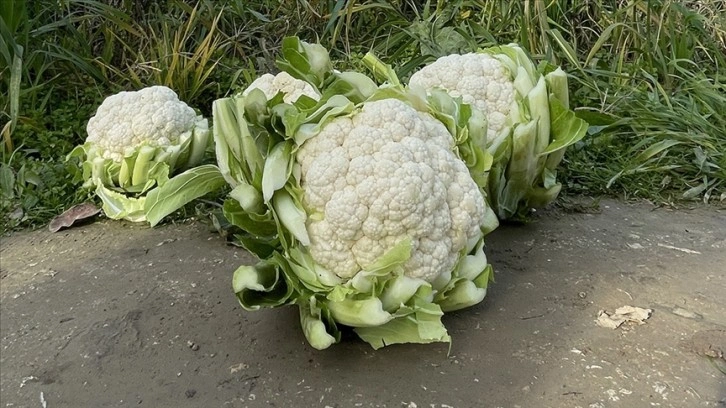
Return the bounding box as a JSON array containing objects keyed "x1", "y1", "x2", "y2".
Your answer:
[{"x1": 2, "y1": 0, "x2": 725, "y2": 232}]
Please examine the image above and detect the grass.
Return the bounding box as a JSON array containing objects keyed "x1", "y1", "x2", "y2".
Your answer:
[{"x1": 1, "y1": 0, "x2": 725, "y2": 232}]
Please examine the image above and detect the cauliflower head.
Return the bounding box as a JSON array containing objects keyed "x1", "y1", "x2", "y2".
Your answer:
[
  {"x1": 221, "y1": 37, "x2": 499, "y2": 350},
  {"x1": 297, "y1": 98, "x2": 487, "y2": 283},
  {"x1": 408, "y1": 45, "x2": 589, "y2": 222},
  {"x1": 86, "y1": 86, "x2": 207, "y2": 162},
  {"x1": 243, "y1": 72, "x2": 320, "y2": 104},
  {"x1": 409, "y1": 53, "x2": 515, "y2": 144},
  {"x1": 70, "y1": 86, "x2": 216, "y2": 224}
]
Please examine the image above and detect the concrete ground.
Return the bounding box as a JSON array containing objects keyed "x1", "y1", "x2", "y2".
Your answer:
[{"x1": 1, "y1": 199, "x2": 724, "y2": 408}]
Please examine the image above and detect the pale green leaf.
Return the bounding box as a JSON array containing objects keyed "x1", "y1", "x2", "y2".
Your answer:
[
  {"x1": 327, "y1": 297, "x2": 392, "y2": 327},
  {"x1": 539, "y1": 97, "x2": 589, "y2": 156},
  {"x1": 95, "y1": 185, "x2": 146, "y2": 222},
  {"x1": 271, "y1": 189, "x2": 310, "y2": 246},
  {"x1": 299, "y1": 300, "x2": 338, "y2": 350},
  {"x1": 262, "y1": 142, "x2": 292, "y2": 202},
  {"x1": 144, "y1": 164, "x2": 225, "y2": 226}
]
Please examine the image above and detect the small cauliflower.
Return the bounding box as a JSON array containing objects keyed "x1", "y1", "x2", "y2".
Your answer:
[
  {"x1": 86, "y1": 86, "x2": 207, "y2": 162},
  {"x1": 409, "y1": 53, "x2": 515, "y2": 146},
  {"x1": 242, "y1": 72, "x2": 320, "y2": 104},
  {"x1": 409, "y1": 45, "x2": 588, "y2": 220},
  {"x1": 69, "y1": 86, "x2": 217, "y2": 223}
]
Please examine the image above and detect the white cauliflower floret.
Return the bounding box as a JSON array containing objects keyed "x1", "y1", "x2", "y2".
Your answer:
[
  {"x1": 243, "y1": 72, "x2": 320, "y2": 104},
  {"x1": 297, "y1": 99, "x2": 487, "y2": 282},
  {"x1": 409, "y1": 53, "x2": 515, "y2": 141},
  {"x1": 86, "y1": 86, "x2": 203, "y2": 162}
]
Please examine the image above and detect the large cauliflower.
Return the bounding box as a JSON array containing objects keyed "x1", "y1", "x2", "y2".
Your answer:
[
  {"x1": 297, "y1": 99, "x2": 486, "y2": 282},
  {"x1": 215, "y1": 37, "x2": 496, "y2": 350}
]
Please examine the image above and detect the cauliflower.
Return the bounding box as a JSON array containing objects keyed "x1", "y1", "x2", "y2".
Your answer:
[
  {"x1": 297, "y1": 99, "x2": 486, "y2": 283},
  {"x1": 215, "y1": 37, "x2": 495, "y2": 350},
  {"x1": 242, "y1": 72, "x2": 320, "y2": 104},
  {"x1": 409, "y1": 53, "x2": 515, "y2": 145},
  {"x1": 86, "y1": 86, "x2": 207, "y2": 162},
  {"x1": 69, "y1": 86, "x2": 217, "y2": 224},
  {"x1": 408, "y1": 45, "x2": 588, "y2": 221}
]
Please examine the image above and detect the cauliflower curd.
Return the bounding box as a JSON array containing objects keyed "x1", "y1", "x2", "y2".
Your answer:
[
  {"x1": 243, "y1": 72, "x2": 321, "y2": 104},
  {"x1": 409, "y1": 53, "x2": 515, "y2": 142},
  {"x1": 297, "y1": 99, "x2": 487, "y2": 282},
  {"x1": 86, "y1": 86, "x2": 206, "y2": 162}
]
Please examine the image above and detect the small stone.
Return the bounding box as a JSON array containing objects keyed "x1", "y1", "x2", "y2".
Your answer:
[{"x1": 185, "y1": 389, "x2": 196, "y2": 398}]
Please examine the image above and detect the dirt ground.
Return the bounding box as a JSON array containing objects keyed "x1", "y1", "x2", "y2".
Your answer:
[{"x1": 1, "y1": 199, "x2": 724, "y2": 408}]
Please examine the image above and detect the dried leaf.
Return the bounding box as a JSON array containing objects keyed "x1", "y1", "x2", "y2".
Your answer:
[
  {"x1": 596, "y1": 306, "x2": 652, "y2": 329},
  {"x1": 48, "y1": 202, "x2": 101, "y2": 232}
]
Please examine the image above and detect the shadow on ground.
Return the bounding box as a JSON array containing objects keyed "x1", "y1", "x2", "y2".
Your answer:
[{"x1": 1, "y1": 199, "x2": 724, "y2": 407}]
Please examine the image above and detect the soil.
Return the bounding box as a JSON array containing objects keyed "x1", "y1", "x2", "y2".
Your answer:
[{"x1": 1, "y1": 199, "x2": 724, "y2": 408}]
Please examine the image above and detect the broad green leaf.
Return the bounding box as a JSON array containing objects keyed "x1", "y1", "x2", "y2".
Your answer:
[
  {"x1": 233, "y1": 233, "x2": 279, "y2": 259},
  {"x1": 539, "y1": 97, "x2": 589, "y2": 156},
  {"x1": 272, "y1": 104, "x2": 307, "y2": 139},
  {"x1": 355, "y1": 298, "x2": 450, "y2": 350},
  {"x1": 271, "y1": 189, "x2": 310, "y2": 246},
  {"x1": 379, "y1": 275, "x2": 427, "y2": 312},
  {"x1": 544, "y1": 67, "x2": 570, "y2": 109},
  {"x1": 277, "y1": 37, "x2": 332, "y2": 87},
  {"x1": 528, "y1": 183, "x2": 562, "y2": 208},
  {"x1": 222, "y1": 198, "x2": 277, "y2": 237},
  {"x1": 288, "y1": 246, "x2": 343, "y2": 289},
  {"x1": 233, "y1": 254, "x2": 294, "y2": 309},
  {"x1": 322, "y1": 71, "x2": 378, "y2": 104},
  {"x1": 436, "y1": 279, "x2": 487, "y2": 312},
  {"x1": 213, "y1": 96, "x2": 263, "y2": 186},
  {"x1": 456, "y1": 240, "x2": 489, "y2": 281},
  {"x1": 118, "y1": 155, "x2": 134, "y2": 188},
  {"x1": 513, "y1": 65, "x2": 536, "y2": 95},
  {"x1": 327, "y1": 297, "x2": 392, "y2": 327},
  {"x1": 230, "y1": 182, "x2": 264, "y2": 213},
  {"x1": 527, "y1": 77, "x2": 551, "y2": 155},
  {"x1": 481, "y1": 205, "x2": 499, "y2": 236},
  {"x1": 262, "y1": 142, "x2": 293, "y2": 202},
  {"x1": 95, "y1": 185, "x2": 146, "y2": 222},
  {"x1": 301, "y1": 96, "x2": 355, "y2": 140},
  {"x1": 362, "y1": 52, "x2": 401, "y2": 86},
  {"x1": 144, "y1": 165, "x2": 226, "y2": 226}
]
